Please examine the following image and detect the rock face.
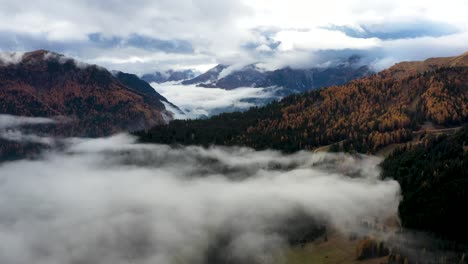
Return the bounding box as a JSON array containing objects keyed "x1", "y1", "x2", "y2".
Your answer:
[{"x1": 0, "y1": 50, "x2": 173, "y2": 137}]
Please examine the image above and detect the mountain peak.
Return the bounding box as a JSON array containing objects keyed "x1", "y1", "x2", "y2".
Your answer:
[
  {"x1": 210, "y1": 64, "x2": 229, "y2": 72},
  {"x1": 22, "y1": 50, "x2": 57, "y2": 62},
  {"x1": 181, "y1": 64, "x2": 228, "y2": 85},
  {"x1": 24, "y1": 49, "x2": 51, "y2": 56}
]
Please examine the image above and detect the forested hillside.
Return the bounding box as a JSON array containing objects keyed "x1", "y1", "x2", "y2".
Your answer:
[
  {"x1": 0, "y1": 50, "x2": 173, "y2": 137},
  {"x1": 137, "y1": 53, "x2": 468, "y2": 153},
  {"x1": 381, "y1": 126, "x2": 468, "y2": 243}
]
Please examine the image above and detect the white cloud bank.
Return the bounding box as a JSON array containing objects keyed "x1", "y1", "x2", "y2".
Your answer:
[
  {"x1": 0, "y1": 133, "x2": 401, "y2": 263},
  {"x1": 151, "y1": 83, "x2": 280, "y2": 119},
  {"x1": 0, "y1": 0, "x2": 467, "y2": 73}
]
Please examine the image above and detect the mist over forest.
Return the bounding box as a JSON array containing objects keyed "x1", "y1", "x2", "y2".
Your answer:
[{"x1": 0, "y1": 119, "x2": 401, "y2": 263}]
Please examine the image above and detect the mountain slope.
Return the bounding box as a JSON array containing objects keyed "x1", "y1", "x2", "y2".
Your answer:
[
  {"x1": 113, "y1": 71, "x2": 181, "y2": 111},
  {"x1": 0, "y1": 50, "x2": 173, "y2": 136},
  {"x1": 381, "y1": 126, "x2": 468, "y2": 243},
  {"x1": 137, "y1": 53, "x2": 468, "y2": 153},
  {"x1": 389, "y1": 52, "x2": 468, "y2": 78}
]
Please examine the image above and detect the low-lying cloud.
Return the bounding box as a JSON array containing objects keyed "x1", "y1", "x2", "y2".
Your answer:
[
  {"x1": 0, "y1": 133, "x2": 401, "y2": 264},
  {"x1": 151, "y1": 83, "x2": 280, "y2": 119},
  {"x1": 0, "y1": 52, "x2": 25, "y2": 65},
  {"x1": 0, "y1": 115, "x2": 55, "y2": 129},
  {"x1": 0, "y1": 114, "x2": 56, "y2": 144}
]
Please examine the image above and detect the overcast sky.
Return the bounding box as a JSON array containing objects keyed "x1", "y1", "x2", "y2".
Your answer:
[{"x1": 0, "y1": 0, "x2": 467, "y2": 74}]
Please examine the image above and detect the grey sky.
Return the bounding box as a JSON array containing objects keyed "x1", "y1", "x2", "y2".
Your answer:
[{"x1": 0, "y1": 0, "x2": 467, "y2": 74}]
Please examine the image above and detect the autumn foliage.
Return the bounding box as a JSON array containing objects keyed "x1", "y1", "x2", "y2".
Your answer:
[
  {"x1": 139, "y1": 54, "x2": 468, "y2": 153},
  {"x1": 0, "y1": 50, "x2": 169, "y2": 137}
]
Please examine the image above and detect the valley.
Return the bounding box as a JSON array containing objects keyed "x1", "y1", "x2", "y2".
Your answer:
[{"x1": 1, "y1": 6, "x2": 467, "y2": 261}]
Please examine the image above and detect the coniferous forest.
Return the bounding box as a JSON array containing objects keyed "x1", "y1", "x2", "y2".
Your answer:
[{"x1": 381, "y1": 126, "x2": 468, "y2": 244}]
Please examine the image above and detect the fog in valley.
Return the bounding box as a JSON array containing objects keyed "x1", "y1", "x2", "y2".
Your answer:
[
  {"x1": 151, "y1": 83, "x2": 280, "y2": 119},
  {"x1": 0, "y1": 115, "x2": 402, "y2": 263}
]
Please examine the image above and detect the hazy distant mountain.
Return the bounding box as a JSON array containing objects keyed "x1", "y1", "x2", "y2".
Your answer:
[
  {"x1": 259, "y1": 65, "x2": 370, "y2": 93},
  {"x1": 141, "y1": 69, "x2": 199, "y2": 83},
  {"x1": 182, "y1": 56, "x2": 371, "y2": 94},
  {"x1": 0, "y1": 50, "x2": 174, "y2": 137},
  {"x1": 198, "y1": 64, "x2": 267, "y2": 89},
  {"x1": 140, "y1": 71, "x2": 167, "y2": 83},
  {"x1": 181, "y1": 64, "x2": 228, "y2": 85}
]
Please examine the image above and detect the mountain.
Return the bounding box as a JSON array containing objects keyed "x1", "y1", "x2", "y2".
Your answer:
[
  {"x1": 389, "y1": 52, "x2": 468, "y2": 78},
  {"x1": 136, "y1": 52, "x2": 468, "y2": 153},
  {"x1": 197, "y1": 64, "x2": 267, "y2": 89},
  {"x1": 181, "y1": 64, "x2": 228, "y2": 85},
  {"x1": 181, "y1": 56, "x2": 371, "y2": 94},
  {"x1": 0, "y1": 50, "x2": 174, "y2": 137},
  {"x1": 257, "y1": 64, "x2": 370, "y2": 93},
  {"x1": 140, "y1": 71, "x2": 167, "y2": 83},
  {"x1": 141, "y1": 69, "x2": 199, "y2": 83}
]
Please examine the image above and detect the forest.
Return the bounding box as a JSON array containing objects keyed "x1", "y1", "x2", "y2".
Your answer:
[{"x1": 381, "y1": 126, "x2": 468, "y2": 244}]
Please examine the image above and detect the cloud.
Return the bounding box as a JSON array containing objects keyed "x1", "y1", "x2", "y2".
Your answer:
[
  {"x1": 274, "y1": 29, "x2": 381, "y2": 52},
  {"x1": 0, "y1": 49, "x2": 97, "y2": 69},
  {"x1": 370, "y1": 32, "x2": 468, "y2": 70},
  {"x1": 88, "y1": 33, "x2": 195, "y2": 53},
  {"x1": 150, "y1": 83, "x2": 280, "y2": 119},
  {"x1": 0, "y1": 0, "x2": 467, "y2": 73},
  {"x1": 0, "y1": 51, "x2": 24, "y2": 65},
  {"x1": 0, "y1": 0, "x2": 253, "y2": 73},
  {"x1": 0, "y1": 130, "x2": 55, "y2": 145},
  {"x1": 217, "y1": 63, "x2": 258, "y2": 80},
  {"x1": 0, "y1": 114, "x2": 56, "y2": 145},
  {"x1": 0, "y1": 114, "x2": 55, "y2": 130},
  {"x1": 0, "y1": 133, "x2": 401, "y2": 263},
  {"x1": 327, "y1": 20, "x2": 459, "y2": 40}
]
